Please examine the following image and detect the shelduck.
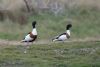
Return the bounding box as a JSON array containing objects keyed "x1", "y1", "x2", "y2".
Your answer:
[
  {"x1": 21, "y1": 21, "x2": 37, "y2": 43},
  {"x1": 21, "y1": 21, "x2": 37, "y2": 53},
  {"x1": 52, "y1": 24, "x2": 72, "y2": 42}
]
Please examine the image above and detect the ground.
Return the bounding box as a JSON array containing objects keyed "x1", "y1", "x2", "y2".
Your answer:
[{"x1": 0, "y1": 38, "x2": 100, "y2": 67}]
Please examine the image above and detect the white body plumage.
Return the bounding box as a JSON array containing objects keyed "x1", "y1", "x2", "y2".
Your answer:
[{"x1": 57, "y1": 35, "x2": 67, "y2": 41}]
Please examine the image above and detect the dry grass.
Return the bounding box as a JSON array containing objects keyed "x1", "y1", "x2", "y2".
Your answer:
[
  {"x1": 1, "y1": 0, "x2": 100, "y2": 11},
  {"x1": 0, "y1": 0, "x2": 25, "y2": 11},
  {"x1": 0, "y1": 0, "x2": 28, "y2": 24},
  {"x1": 0, "y1": 0, "x2": 100, "y2": 24}
]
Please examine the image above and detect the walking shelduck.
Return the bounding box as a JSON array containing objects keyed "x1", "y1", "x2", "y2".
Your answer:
[
  {"x1": 52, "y1": 24, "x2": 72, "y2": 42},
  {"x1": 21, "y1": 21, "x2": 37, "y2": 53},
  {"x1": 21, "y1": 21, "x2": 37, "y2": 43},
  {"x1": 22, "y1": 21, "x2": 37, "y2": 43}
]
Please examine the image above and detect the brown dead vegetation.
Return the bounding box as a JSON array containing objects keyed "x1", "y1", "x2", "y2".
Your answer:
[{"x1": 0, "y1": 0, "x2": 100, "y2": 24}]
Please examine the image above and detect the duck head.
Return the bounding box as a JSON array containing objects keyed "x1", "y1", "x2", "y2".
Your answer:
[{"x1": 32, "y1": 21, "x2": 37, "y2": 28}]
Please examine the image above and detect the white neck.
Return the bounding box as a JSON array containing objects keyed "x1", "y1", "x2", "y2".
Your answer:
[
  {"x1": 32, "y1": 28, "x2": 37, "y2": 35},
  {"x1": 66, "y1": 30, "x2": 70, "y2": 36}
]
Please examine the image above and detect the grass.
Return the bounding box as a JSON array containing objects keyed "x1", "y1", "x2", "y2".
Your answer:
[
  {"x1": 0, "y1": 42, "x2": 100, "y2": 67},
  {"x1": 0, "y1": 7, "x2": 100, "y2": 40}
]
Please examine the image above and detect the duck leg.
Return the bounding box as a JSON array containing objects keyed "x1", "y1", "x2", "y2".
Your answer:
[{"x1": 24, "y1": 42, "x2": 30, "y2": 53}]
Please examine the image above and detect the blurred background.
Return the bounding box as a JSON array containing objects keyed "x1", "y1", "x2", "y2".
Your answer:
[{"x1": 0, "y1": 0, "x2": 100, "y2": 40}]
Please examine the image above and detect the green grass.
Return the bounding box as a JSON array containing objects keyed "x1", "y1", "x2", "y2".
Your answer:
[
  {"x1": 0, "y1": 42, "x2": 100, "y2": 67},
  {"x1": 0, "y1": 7, "x2": 100, "y2": 40}
]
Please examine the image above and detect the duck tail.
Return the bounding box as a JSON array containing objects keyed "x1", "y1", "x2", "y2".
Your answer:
[{"x1": 52, "y1": 38, "x2": 58, "y2": 42}]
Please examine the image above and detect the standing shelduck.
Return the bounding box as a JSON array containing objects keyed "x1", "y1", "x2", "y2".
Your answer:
[
  {"x1": 21, "y1": 21, "x2": 37, "y2": 53},
  {"x1": 22, "y1": 21, "x2": 37, "y2": 42},
  {"x1": 52, "y1": 24, "x2": 72, "y2": 42}
]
